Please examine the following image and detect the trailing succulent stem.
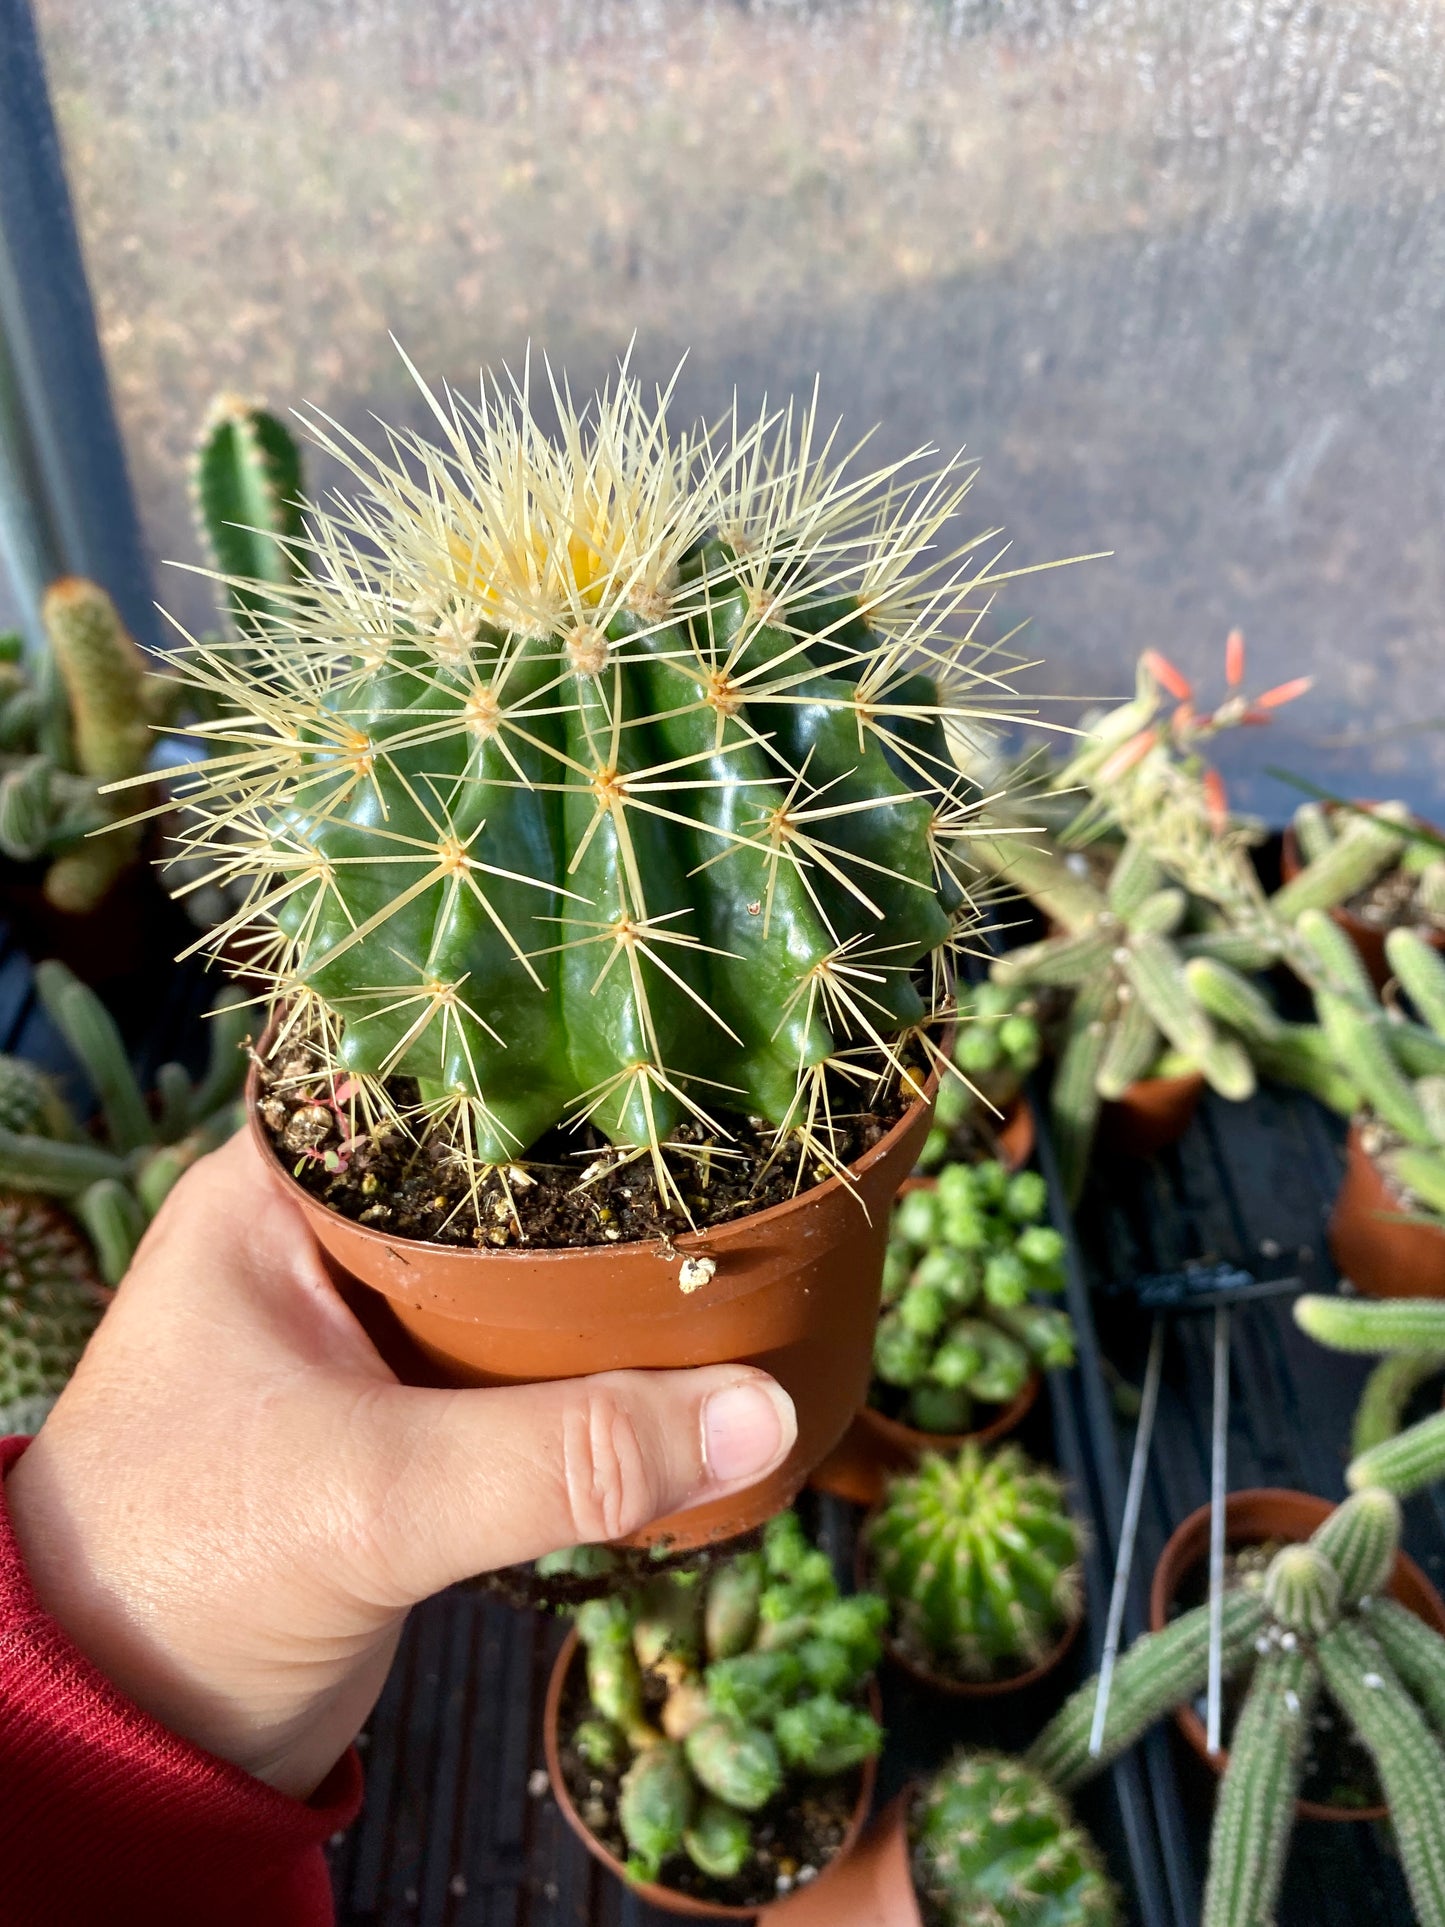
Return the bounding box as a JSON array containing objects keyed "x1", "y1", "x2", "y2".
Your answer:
[
  {"x1": 155, "y1": 364, "x2": 1030, "y2": 1199},
  {"x1": 1296, "y1": 1293, "x2": 1445, "y2": 1466}
]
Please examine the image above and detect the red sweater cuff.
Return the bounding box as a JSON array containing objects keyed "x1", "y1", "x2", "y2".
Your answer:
[{"x1": 0, "y1": 1434, "x2": 361, "y2": 1926}]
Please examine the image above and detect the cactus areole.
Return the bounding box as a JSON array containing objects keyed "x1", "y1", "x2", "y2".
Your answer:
[{"x1": 156, "y1": 360, "x2": 1027, "y2": 1233}]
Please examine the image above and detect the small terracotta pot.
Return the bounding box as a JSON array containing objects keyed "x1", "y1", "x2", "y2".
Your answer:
[
  {"x1": 1149, "y1": 1487, "x2": 1445, "y2": 1822},
  {"x1": 248, "y1": 1043, "x2": 937, "y2": 1550},
  {"x1": 1100, "y1": 1070, "x2": 1205, "y2": 1158},
  {"x1": 762, "y1": 1788, "x2": 916, "y2": 1925},
  {"x1": 856, "y1": 1517, "x2": 1082, "y2": 1699},
  {"x1": 982, "y1": 1094, "x2": 1036, "y2": 1175},
  {"x1": 544, "y1": 1629, "x2": 880, "y2": 1920},
  {"x1": 1281, "y1": 804, "x2": 1445, "y2": 994},
  {"x1": 1328, "y1": 1121, "x2": 1445, "y2": 1299}
]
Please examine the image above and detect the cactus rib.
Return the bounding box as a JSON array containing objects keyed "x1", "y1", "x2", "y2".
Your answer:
[
  {"x1": 1349, "y1": 1408, "x2": 1445, "y2": 1498},
  {"x1": 1200, "y1": 1646, "x2": 1318, "y2": 1927}
]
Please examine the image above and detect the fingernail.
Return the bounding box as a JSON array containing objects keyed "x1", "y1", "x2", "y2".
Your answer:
[{"x1": 701, "y1": 1378, "x2": 796, "y2": 1485}]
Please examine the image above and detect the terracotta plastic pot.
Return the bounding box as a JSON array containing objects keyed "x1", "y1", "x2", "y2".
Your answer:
[
  {"x1": 981, "y1": 1093, "x2": 1036, "y2": 1174},
  {"x1": 248, "y1": 1045, "x2": 938, "y2": 1550},
  {"x1": 544, "y1": 1628, "x2": 880, "y2": 1920},
  {"x1": 1100, "y1": 1070, "x2": 1205, "y2": 1158},
  {"x1": 763, "y1": 1788, "x2": 916, "y2": 1925},
  {"x1": 856, "y1": 1516, "x2": 1082, "y2": 1699},
  {"x1": 1327, "y1": 1120, "x2": 1445, "y2": 1299},
  {"x1": 1281, "y1": 804, "x2": 1445, "y2": 994},
  {"x1": 1149, "y1": 1487, "x2": 1445, "y2": 1822}
]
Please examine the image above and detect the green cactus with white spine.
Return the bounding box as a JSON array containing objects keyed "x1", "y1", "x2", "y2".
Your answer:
[
  {"x1": 0, "y1": 962, "x2": 250, "y2": 1284},
  {"x1": 1295, "y1": 1293, "x2": 1445, "y2": 1460},
  {"x1": 149, "y1": 369, "x2": 1025, "y2": 1203},
  {"x1": 1200, "y1": 1644, "x2": 1318, "y2": 1927},
  {"x1": 911, "y1": 1751, "x2": 1119, "y2": 1926},
  {"x1": 192, "y1": 395, "x2": 307, "y2": 649},
  {"x1": 566, "y1": 1511, "x2": 883, "y2": 1892},
  {"x1": 1274, "y1": 801, "x2": 1412, "y2": 921},
  {"x1": 0, "y1": 1192, "x2": 107, "y2": 1435},
  {"x1": 865, "y1": 1444, "x2": 1082, "y2": 1682}
]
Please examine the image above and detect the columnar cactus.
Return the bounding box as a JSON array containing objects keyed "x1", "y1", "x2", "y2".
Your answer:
[
  {"x1": 567, "y1": 1511, "x2": 883, "y2": 1887},
  {"x1": 874, "y1": 1163, "x2": 1074, "y2": 1433},
  {"x1": 912, "y1": 1752, "x2": 1118, "y2": 1925},
  {"x1": 0, "y1": 1192, "x2": 107, "y2": 1435},
  {"x1": 1032, "y1": 1488, "x2": 1445, "y2": 1927},
  {"x1": 0, "y1": 961, "x2": 250, "y2": 1284},
  {"x1": 865, "y1": 1444, "x2": 1081, "y2": 1681},
  {"x1": 192, "y1": 395, "x2": 308, "y2": 648},
  {"x1": 1295, "y1": 1292, "x2": 1445, "y2": 1464},
  {"x1": 154, "y1": 368, "x2": 1011, "y2": 1196},
  {"x1": 1278, "y1": 799, "x2": 1445, "y2": 931}
]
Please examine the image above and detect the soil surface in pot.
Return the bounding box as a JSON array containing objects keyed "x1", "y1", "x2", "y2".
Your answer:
[
  {"x1": 557, "y1": 1651, "x2": 865, "y2": 1909},
  {"x1": 1355, "y1": 1116, "x2": 1442, "y2": 1228},
  {"x1": 1343, "y1": 862, "x2": 1444, "y2": 935},
  {"x1": 473, "y1": 1524, "x2": 762, "y2": 1612},
  {"x1": 256, "y1": 1025, "x2": 918, "y2": 1250},
  {"x1": 1173, "y1": 1545, "x2": 1380, "y2": 1810}
]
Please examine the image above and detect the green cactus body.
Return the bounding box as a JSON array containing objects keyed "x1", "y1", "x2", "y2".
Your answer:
[
  {"x1": 36, "y1": 961, "x2": 154, "y2": 1155},
  {"x1": 992, "y1": 928, "x2": 1116, "y2": 991},
  {"x1": 1349, "y1": 1408, "x2": 1445, "y2": 1498},
  {"x1": 1051, "y1": 981, "x2": 1111, "y2": 1207},
  {"x1": 1200, "y1": 1645, "x2": 1318, "y2": 1927},
  {"x1": 1308, "y1": 1487, "x2": 1402, "y2": 1603},
  {"x1": 866, "y1": 1445, "x2": 1081, "y2": 1681},
  {"x1": 1364, "y1": 1597, "x2": 1445, "y2": 1741},
  {"x1": 1094, "y1": 992, "x2": 1162, "y2": 1102},
  {"x1": 1352, "y1": 1354, "x2": 1445, "y2": 1457},
  {"x1": 1318, "y1": 992, "x2": 1433, "y2": 1145},
  {"x1": 1029, "y1": 1591, "x2": 1267, "y2": 1792},
  {"x1": 913, "y1": 1752, "x2": 1119, "y2": 1927},
  {"x1": 1272, "y1": 808, "x2": 1408, "y2": 921},
  {"x1": 1261, "y1": 1544, "x2": 1341, "y2": 1638},
  {"x1": 1388, "y1": 928, "x2": 1445, "y2": 1039},
  {"x1": 165, "y1": 379, "x2": 993, "y2": 1175},
  {"x1": 194, "y1": 396, "x2": 307, "y2": 644},
  {"x1": 1316, "y1": 1621, "x2": 1445, "y2": 1927},
  {"x1": 1106, "y1": 837, "x2": 1166, "y2": 920},
  {"x1": 1388, "y1": 1147, "x2": 1445, "y2": 1219},
  {"x1": 772, "y1": 1695, "x2": 882, "y2": 1775},
  {"x1": 1292, "y1": 801, "x2": 1336, "y2": 865},
  {"x1": 1252, "y1": 1023, "x2": 1361, "y2": 1114},
  {"x1": 1292, "y1": 906, "x2": 1379, "y2": 1003},
  {"x1": 1120, "y1": 931, "x2": 1214, "y2": 1061},
  {"x1": 0, "y1": 1058, "x2": 62, "y2": 1138},
  {"x1": 683, "y1": 1717, "x2": 782, "y2": 1812},
  {"x1": 1295, "y1": 1293, "x2": 1445, "y2": 1355},
  {"x1": 682, "y1": 1797, "x2": 752, "y2": 1879},
  {"x1": 633, "y1": 1577, "x2": 702, "y2": 1686},
  {"x1": 1183, "y1": 956, "x2": 1284, "y2": 1047},
  {"x1": 40, "y1": 579, "x2": 156, "y2": 785},
  {"x1": 619, "y1": 1741, "x2": 695, "y2": 1882},
  {"x1": 0, "y1": 1193, "x2": 106, "y2": 1432},
  {"x1": 575, "y1": 1717, "x2": 627, "y2": 1773},
  {"x1": 908, "y1": 1382, "x2": 975, "y2": 1433},
  {"x1": 704, "y1": 1556, "x2": 763, "y2": 1662}
]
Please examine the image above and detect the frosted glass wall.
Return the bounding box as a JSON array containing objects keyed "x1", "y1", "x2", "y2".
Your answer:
[{"x1": 29, "y1": 0, "x2": 1445, "y2": 813}]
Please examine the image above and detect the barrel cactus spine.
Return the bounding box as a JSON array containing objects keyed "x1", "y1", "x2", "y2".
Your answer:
[{"x1": 150, "y1": 366, "x2": 1035, "y2": 1212}]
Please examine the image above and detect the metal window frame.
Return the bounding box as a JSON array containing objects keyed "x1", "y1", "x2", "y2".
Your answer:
[{"x1": 0, "y1": 0, "x2": 158, "y2": 653}]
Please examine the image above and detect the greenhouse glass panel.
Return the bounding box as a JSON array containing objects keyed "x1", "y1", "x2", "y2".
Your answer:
[{"x1": 28, "y1": 0, "x2": 1445, "y2": 811}]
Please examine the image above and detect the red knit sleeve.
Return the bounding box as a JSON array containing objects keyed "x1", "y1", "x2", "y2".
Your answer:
[{"x1": 0, "y1": 1434, "x2": 362, "y2": 1927}]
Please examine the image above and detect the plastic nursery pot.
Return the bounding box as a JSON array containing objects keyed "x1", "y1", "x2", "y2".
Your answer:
[
  {"x1": 855, "y1": 1510, "x2": 1081, "y2": 1700},
  {"x1": 1281, "y1": 803, "x2": 1445, "y2": 993},
  {"x1": 1100, "y1": 1069, "x2": 1205, "y2": 1159},
  {"x1": 1149, "y1": 1487, "x2": 1445, "y2": 1823},
  {"x1": 990, "y1": 1093, "x2": 1036, "y2": 1175},
  {"x1": 543, "y1": 1628, "x2": 880, "y2": 1921},
  {"x1": 247, "y1": 1041, "x2": 938, "y2": 1551},
  {"x1": 762, "y1": 1788, "x2": 915, "y2": 1925},
  {"x1": 1327, "y1": 1120, "x2": 1445, "y2": 1299}
]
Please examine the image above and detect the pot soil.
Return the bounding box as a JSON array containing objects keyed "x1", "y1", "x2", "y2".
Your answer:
[
  {"x1": 1328, "y1": 1120, "x2": 1445, "y2": 1299},
  {"x1": 248, "y1": 1031, "x2": 938, "y2": 1550},
  {"x1": 1149, "y1": 1487, "x2": 1445, "y2": 1821},
  {"x1": 1100, "y1": 1071, "x2": 1205, "y2": 1159},
  {"x1": 762, "y1": 1788, "x2": 915, "y2": 1925},
  {"x1": 1281, "y1": 805, "x2": 1445, "y2": 993},
  {"x1": 544, "y1": 1628, "x2": 879, "y2": 1920}
]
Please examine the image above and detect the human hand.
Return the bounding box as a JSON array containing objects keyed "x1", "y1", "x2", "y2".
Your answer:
[{"x1": 4, "y1": 1131, "x2": 796, "y2": 1800}]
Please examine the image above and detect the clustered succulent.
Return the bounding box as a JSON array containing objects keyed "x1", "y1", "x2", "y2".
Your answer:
[
  {"x1": 1283, "y1": 799, "x2": 1445, "y2": 934},
  {"x1": 875, "y1": 1163, "x2": 1073, "y2": 1434},
  {"x1": 916, "y1": 981, "x2": 1042, "y2": 1174},
  {"x1": 911, "y1": 1751, "x2": 1118, "y2": 1926},
  {"x1": 0, "y1": 960, "x2": 249, "y2": 1284},
  {"x1": 1031, "y1": 1488, "x2": 1445, "y2": 1927},
  {"x1": 568, "y1": 1510, "x2": 884, "y2": 1887},
  {"x1": 1295, "y1": 1293, "x2": 1445, "y2": 1498},
  {"x1": 0, "y1": 1191, "x2": 107, "y2": 1436},
  {"x1": 865, "y1": 1443, "x2": 1082, "y2": 1683},
  {"x1": 151, "y1": 362, "x2": 1037, "y2": 1218}
]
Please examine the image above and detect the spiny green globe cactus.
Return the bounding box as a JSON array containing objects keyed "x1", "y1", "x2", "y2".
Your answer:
[
  {"x1": 154, "y1": 364, "x2": 1025, "y2": 1196},
  {"x1": 913, "y1": 1752, "x2": 1118, "y2": 1926},
  {"x1": 0, "y1": 1192, "x2": 107, "y2": 1435},
  {"x1": 568, "y1": 1509, "x2": 884, "y2": 1887}
]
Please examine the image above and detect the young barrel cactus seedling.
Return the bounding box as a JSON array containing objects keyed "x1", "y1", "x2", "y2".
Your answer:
[
  {"x1": 875, "y1": 1162, "x2": 1074, "y2": 1434},
  {"x1": 912, "y1": 1751, "x2": 1118, "y2": 1925},
  {"x1": 0, "y1": 961, "x2": 250, "y2": 1284},
  {"x1": 1030, "y1": 1487, "x2": 1445, "y2": 1927},
  {"x1": 147, "y1": 363, "x2": 1038, "y2": 1213},
  {"x1": 0, "y1": 1192, "x2": 107, "y2": 1435},
  {"x1": 565, "y1": 1509, "x2": 885, "y2": 1890},
  {"x1": 864, "y1": 1443, "x2": 1082, "y2": 1683}
]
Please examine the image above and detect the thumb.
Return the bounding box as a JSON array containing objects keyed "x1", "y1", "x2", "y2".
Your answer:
[{"x1": 365, "y1": 1364, "x2": 798, "y2": 1599}]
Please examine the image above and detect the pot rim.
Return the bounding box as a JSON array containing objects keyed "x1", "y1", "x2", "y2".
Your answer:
[
  {"x1": 246, "y1": 1015, "x2": 944, "y2": 1264},
  {"x1": 1148, "y1": 1485, "x2": 1445, "y2": 1824},
  {"x1": 853, "y1": 1373, "x2": 1042, "y2": 1459},
  {"x1": 543, "y1": 1626, "x2": 881, "y2": 1919}
]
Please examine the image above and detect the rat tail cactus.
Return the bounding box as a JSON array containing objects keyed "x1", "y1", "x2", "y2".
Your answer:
[
  {"x1": 913, "y1": 1752, "x2": 1118, "y2": 1925},
  {"x1": 0, "y1": 1192, "x2": 107, "y2": 1435},
  {"x1": 865, "y1": 1444, "x2": 1082, "y2": 1680},
  {"x1": 150, "y1": 362, "x2": 1026, "y2": 1203}
]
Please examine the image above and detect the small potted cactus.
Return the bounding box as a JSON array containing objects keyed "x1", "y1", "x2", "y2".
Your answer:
[
  {"x1": 1033, "y1": 1487, "x2": 1445, "y2": 1921},
  {"x1": 860, "y1": 1443, "x2": 1084, "y2": 1695},
  {"x1": 0, "y1": 1192, "x2": 108, "y2": 1436},
  {"x1": 544, "y1": 1510, "x2": 886, "y2": 1917},
  {"x1": 1280, "y1": 798, "x2": 1445, "y2": 991},
  {"x1": 148, "y1": 364, "x2": 1028, "y2": 1547},
  {"x1": 765, "y1": 1751, "x2": 1117, "y2": 1926},
  {"x1": 913, "y1": 981, "x2": 1039, "y2": 1175}
]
